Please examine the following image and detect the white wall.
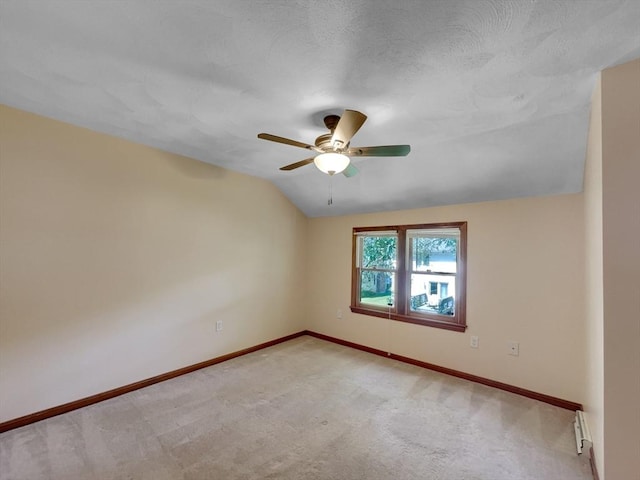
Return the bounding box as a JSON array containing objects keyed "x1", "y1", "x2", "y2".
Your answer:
[
  {"x1": 306, "y1": 195, "x2": 586, "y2": 403},
  {"x1": 0, "y1": 105, "x2": 308, "y2": 422}
]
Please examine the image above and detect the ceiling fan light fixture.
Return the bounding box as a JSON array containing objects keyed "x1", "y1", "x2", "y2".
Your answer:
[
  {"x1": 314, "y1": 152, "x2": 350, "y2": 175},
  {"x1": 258, "y1": 109, "x2": 410, "y2": 175}
]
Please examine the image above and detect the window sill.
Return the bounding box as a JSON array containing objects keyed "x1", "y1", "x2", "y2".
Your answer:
[{"x1": 349, "y1": 306, "x2": 467, "y2": 332}]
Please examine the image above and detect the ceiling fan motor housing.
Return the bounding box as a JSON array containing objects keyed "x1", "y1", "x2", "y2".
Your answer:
[
  {"x1": 318, "y1": 114, "x2": 347, "y2": 151},
  {"x1": 315, "y1": 133, "x2": 335, "y2": 150}
]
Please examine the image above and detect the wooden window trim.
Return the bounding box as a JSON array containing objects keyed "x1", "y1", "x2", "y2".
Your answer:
[{"x1": 350, "y1": 222, "x2": 467, "y2": 332}]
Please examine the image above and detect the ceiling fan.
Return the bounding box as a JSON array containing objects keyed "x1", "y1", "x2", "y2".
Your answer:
[{"x1": 257, "y1": 109, "x2": 410, "y2": 177}]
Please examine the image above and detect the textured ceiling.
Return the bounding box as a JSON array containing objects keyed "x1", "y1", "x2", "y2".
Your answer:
[{"x1": 1, "y1": 1, "x2": 639, "y2": 217}]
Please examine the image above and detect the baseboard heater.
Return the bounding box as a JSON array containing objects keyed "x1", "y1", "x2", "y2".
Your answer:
[{"x1": 574, "y1": 410, "x2": 592, "y2": 456}]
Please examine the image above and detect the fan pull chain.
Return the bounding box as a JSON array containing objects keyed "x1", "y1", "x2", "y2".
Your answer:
[{"x1": 328, "y1": 175, "x2": 333, "y2": 206}]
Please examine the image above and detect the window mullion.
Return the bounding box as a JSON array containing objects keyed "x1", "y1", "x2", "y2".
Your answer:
[{"x1": 396, "y1": 228, "x2": 407, "y2": 315}]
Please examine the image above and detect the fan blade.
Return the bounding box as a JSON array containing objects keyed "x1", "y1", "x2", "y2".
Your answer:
[
  {"x1": 258, "y1": 133, "x2": 320, "y2": 152},
  {"x1": 280, "y1": 157, "x2": 315, "y2": 171},
  {"x1": 331, "y1": 110, "x2": 367, "y2": 148},
  {"x1": 342, "y1": 163, "x2": 359, "y2": 178},
  {"x1": 347, "y1": 145, "x2": 411, "y2": 157}
]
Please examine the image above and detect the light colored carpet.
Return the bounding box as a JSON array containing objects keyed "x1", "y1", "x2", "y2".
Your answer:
[{"x1": 0, "y1": 336, "x2": 592, "y2": 480}]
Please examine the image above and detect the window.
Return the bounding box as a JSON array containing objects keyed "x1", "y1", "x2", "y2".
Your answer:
[
  {"x1": 351, "y1": 222, "x2": 467, "y2": 332},
  {"x1": 357, "y1": 232, "x2": 397, "y2": 308}
]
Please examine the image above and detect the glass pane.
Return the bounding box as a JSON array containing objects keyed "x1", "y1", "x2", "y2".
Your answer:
[
  {"x1": 361, "y1": 236, "x2": 397, "y2": 269},
  {"x1": 360, "y1": 271, "x2": 395, "y2": 307},
  {"x1": 410, "y1": 273, "x2": 455, "y2": 316},
  {"x1": 411, "y1": 236, "x2": 457, "y2": 273}
]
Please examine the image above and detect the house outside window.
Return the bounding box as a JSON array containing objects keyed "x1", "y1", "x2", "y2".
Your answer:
[{"x1": 351, "y1": 222, "x2": 467, "y2": 332}]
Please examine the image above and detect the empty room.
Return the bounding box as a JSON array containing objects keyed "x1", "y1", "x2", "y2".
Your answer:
[{"x1": 0, "y1": 1, "x2": 638, "y2": 479}]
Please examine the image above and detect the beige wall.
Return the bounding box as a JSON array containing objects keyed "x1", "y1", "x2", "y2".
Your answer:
[
  {"x1": 307, "y1": 195, "x2": 586, "y2": 402},
  {"x1": 0, "y1": 105, "x2": 308, "y2": 422},
  {"x1": 600, "y1": 58, "x2": 640, "y2": 480},
  {"x1": 583, "y1": 76, "x2": 605, "y2": 473}
]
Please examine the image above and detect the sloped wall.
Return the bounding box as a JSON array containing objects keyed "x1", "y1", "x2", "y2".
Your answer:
[{"x1": 0, "y1": 105, "x2": 308, "y2": 421}]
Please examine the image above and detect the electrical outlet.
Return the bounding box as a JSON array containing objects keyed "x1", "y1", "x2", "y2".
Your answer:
[
  {"x1": 508, "y1": 341, "x2": 519, "y2": 356},
  {"x1": 336, "y1": 309, "x2": 342, "y2": 319},
  {"x1": 216, "y1": 320, "x2": 223, "y2": 332},
  {"x1": 470, "y1": 336, "x2": 479, "y2": 348}
]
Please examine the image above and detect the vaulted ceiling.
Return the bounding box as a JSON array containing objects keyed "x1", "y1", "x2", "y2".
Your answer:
[{"x1": 1, "y1": 1, "x2": 639, "y2": 217}]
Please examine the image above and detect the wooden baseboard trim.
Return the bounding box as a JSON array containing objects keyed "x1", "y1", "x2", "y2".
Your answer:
[
  {"x1": 0, "y1": 329, "x2": 582, "y2": 434},
  {"x1": 0, "y1": 331, "x2": 306, "y2": 434},
  {"x1": 589, "y1": 446, "x2": 600, "y2": 480},
  {"x1": 304, "y1": 330, "x2": 583, "y2": 412}
]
